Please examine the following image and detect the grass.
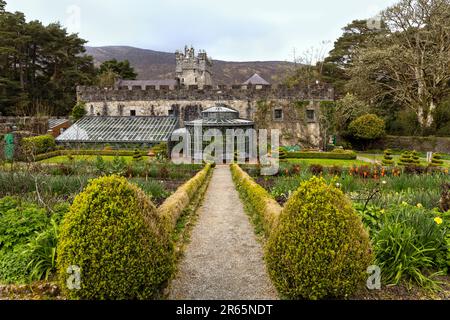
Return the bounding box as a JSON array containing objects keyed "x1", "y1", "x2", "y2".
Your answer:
[
  {"x1": 40, "y1": 155, "x2": 149, "y2": 164},
  {"x1": 286, "y1": 158, "x2": 369, "y2": 167}
]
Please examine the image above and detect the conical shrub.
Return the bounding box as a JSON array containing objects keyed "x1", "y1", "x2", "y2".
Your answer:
[
  {"x1": 266, "y1": 176, "x2": 373, "y2": 299},
  {"x1": 57, "y1": 175, "x2": 174, "y2": 299}
]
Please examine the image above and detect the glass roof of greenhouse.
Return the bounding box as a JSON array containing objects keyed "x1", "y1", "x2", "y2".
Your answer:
[{"x1": 56, "y1": 116, "x2": 178, "y2": 143}]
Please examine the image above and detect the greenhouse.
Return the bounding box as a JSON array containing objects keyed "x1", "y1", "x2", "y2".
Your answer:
[{"x1": 56, "y1": 116, "x2": 179, "y2": 148}]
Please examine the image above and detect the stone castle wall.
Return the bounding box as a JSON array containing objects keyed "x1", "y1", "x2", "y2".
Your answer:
[{"x1": 77, "y1": 84, "x2": 334, "y2": 148}]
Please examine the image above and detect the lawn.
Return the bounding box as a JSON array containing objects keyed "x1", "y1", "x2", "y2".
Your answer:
[{"x1": 286, "y1": 158, "x2": 369, "y2": 167}]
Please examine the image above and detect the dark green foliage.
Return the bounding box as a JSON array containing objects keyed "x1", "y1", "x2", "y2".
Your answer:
[
  {"x1": 71, "y1": 102, "x2": 87, "y2": 121},
  {"x1": 98, "y1": 59, "x2": 137, "y2": 80},
  {"x1": 373, "y1": 205, "x2": 447, "y2": 287},
  {"x1": 322, "y1": 20, "x2": 387, "y2": 96},
  {"x1": 110, "y1": 156, "x2": 127, "y2": 175},
  {"x1": 132, "y1": 149, "x2": 143, "y2": 162},
  {"x1": 354, "y1": 203, "x2": 384, "y2": 235},
  {"x1": 430, "y1": 153, "x2": 444, "y2": 167},
  {"x1": 266, "y1": 176, "x2": 373, "y2": 299},
  {"x1": 382, "y1": 149, "x2": 395, "y2": 166},
  {"x1": 0, "y1": 4, "x2": 96, "y2": 116},
  {"x1": 94, "y1": 155, "x2": 107, "y2": 175},
  {"x1": 0, "y1": 197, "x2": 49, "y2": 250},
  {"x1": 20, "y1": 219, "x2": 59, "y2": 282},
  {"x1": 0, "y1": 196, "x2": 67, "y2": 284},
  {"x1": 278, "y1": 148, "x2": 287, "y2": 160},
  {"x1": 287, "y1": 150, "x2": 357, "y2": 160},
  {"x1": 398, "y1": 151, "x2": 413, "y2": 166},
  {"x1": 411, "y1": 150, "x2": 421, "y2": 165},
  {"x1": 56, "y1": 175, "x2": 174, "y2": 299}
]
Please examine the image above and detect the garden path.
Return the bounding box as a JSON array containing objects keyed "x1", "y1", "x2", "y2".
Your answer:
[{"x1": 168, "y1": 165, "x2": 278, "y2": 300}]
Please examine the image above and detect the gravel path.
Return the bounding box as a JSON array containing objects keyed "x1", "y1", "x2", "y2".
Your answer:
[
  {"x1": 357, "y1": 156, "x2": 381, "y2": 164},
  {"x1": 168, "y1": 165, "x2": 278, "y2": 300}
]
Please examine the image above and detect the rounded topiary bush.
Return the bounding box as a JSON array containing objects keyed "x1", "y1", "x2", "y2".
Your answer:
[
  {"x1": 57, "y1": 175, "x2": 174, "y2": 300},
  {"x1": 266, "y1": 176, "x2": 373, "y2": 300}
]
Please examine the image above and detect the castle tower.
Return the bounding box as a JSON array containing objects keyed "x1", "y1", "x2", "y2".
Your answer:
[{"x1": 175, "y1": 46, "x2": 212, "y2": 87}]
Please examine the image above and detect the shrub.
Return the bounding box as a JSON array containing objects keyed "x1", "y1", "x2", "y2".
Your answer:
[
  {"x1": 0, "y1": 197, "x2": 50, "y2": 251},
  {"x1": 132, "y1": 149, "x2": 143, "y2": 162},
  {"x1": 373, "y1": 205, "x2": 447, "y2": 288},
  {"x1": 348, "y1": 114, "x2": 386, "y2": 141},
  {"x1": 21, "y1": 135, "x2": 56, "y2": 157},
  {"x1": 430, "y1": 153, "x2": 444, "y2": 167},
  {"x1": 398, "y1": 151, "x2": 414, "y2": 166},
  {"x1": 411, "y1": 150, "x2": 421, "y2": 165},
  {"x1": 309, "y1": 164, "x2": 323, "y2": 175},
  {"x1": 404, "y1": 164, "x2": 427, "y2": 175},
  {"x1": 158, "y1": 164, "x2": 213, "y2": 229},
  {"x1": 56, "y1": 175, "x2": 174, "y2": 299},
  {"x1": 278, "y1": 148, "x2": 287, "y2": 160},
  {"x1": 152, "y1": 143, "x2": 168, "y2": 160},
  {"x1": 266, "y1": 176, "x2": 373, "y2": 299},
  {"x1": 94, "y1": 155, "x2": 107, "y2": 175},
  {"x1": 328, "y1": 165, "x2": 343, "y2": 176},
  {"x1": 71, "y1": 102, "x2": 87, "y2": 121},
  {"x1": 287, "y1": 150, "x2": 357, "y2": 160},
  {"x1": 231, "y1": 164, "x2": 282, "y2": 235},
  {"x1": 382, "y1": 149, "x2": 395, "y2": 166}
]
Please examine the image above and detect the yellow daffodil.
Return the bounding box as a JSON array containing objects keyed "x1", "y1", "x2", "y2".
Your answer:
[
  {"x1": 416, "y1": 203, "x2": 423, "y2": 208},
  {"x1": 401, "y1": 201, "x2": 408, "y2": 206},
  {"x1": 434, "y1": 217, "x2": 443, "y2": 225}
]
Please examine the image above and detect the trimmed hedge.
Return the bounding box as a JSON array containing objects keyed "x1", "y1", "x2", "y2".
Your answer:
[
  {"x1": 231, "y1": 164, "x2": 282, "y2": 235},
  {"x1": 158, "y1": 164, "x2": 212, "y2": 230},
  {"x1": 34, "y1": 149, "x2": 149, "y2": 162},
  {"x1": 57, "y1": 176, "x2": 174, "y2": 299},
  {"x1": 266, "y1": 176, "x2": 373, "y2": 299},
  {"x1": 21, "y1": 135, "x2": 56, "y2": 156},
  {"x1": 286, "y1": 150, "x2": 357, "y2": 160}
]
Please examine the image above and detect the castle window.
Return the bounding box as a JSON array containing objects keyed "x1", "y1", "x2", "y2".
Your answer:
[
  {"x1": 306, "y1": 109, "x2": 316, "y2": 122},
  {"x1": 273, "y1": 109, "x2": 283, "y2": 121},
  {"x1": 118, "y1": 105, "x2": 124, "y2": 116},
  {"x1": 90, "y1": 105, "x2": 94, "y2": 115},
  {"x1": 168, "y1": 109, "x2": 174, "y2": 116},
  {"x1": 130, "y1": 110, "x2": 136, "y2": 116},
  {"x1": 195, "y1": 77, "x2": 197, "y2": 83}
]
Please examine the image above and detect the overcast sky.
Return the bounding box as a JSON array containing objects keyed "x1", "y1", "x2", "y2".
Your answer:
[{"x1": 6, "y1": 0, "x2": 399, "y2": 61}]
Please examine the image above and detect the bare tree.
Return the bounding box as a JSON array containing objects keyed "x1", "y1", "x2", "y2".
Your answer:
[{"x1": 348, "y1": 0, "x2": 450, "y2": 130}]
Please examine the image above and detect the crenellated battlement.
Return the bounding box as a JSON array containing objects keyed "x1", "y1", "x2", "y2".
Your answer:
[{"x1": 77, "y1": 84, "x2": 335, "y2": 102}]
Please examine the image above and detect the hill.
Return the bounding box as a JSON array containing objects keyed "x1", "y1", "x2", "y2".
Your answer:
[{"x1": 85, "y1": 46, "x2": 296, "y2": 84}]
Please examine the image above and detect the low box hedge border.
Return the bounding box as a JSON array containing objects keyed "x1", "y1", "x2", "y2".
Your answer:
[
  {"x1": 230, "y1": 163, "x2": 282, "y2": 237},
  {"x1": 286, "y1": 150, "x2": 357, "y2": 160},
  {"x1": 32, "y1": 149, "x2": 149, "y2": 162},
  {"x1": 158, "y1": 163, "x2": 213, "y2": 232}
]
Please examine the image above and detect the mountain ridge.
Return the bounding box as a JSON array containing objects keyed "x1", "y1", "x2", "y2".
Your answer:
[{"x1": 85, "y1": 46, "x2": 296, "y2": 84}]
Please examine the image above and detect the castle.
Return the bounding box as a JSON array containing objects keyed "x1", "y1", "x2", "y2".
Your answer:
[{"x1": 72, "y1": 46, "x2": 334, "y2": 148}]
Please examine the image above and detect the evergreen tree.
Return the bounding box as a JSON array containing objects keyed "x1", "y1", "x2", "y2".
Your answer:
[
  {"x1": 98, "y1": 59, "x2": 137, "y2": 80},
  {"x1": 0, "y1": 1, "x2": 96, "y2": 116}
]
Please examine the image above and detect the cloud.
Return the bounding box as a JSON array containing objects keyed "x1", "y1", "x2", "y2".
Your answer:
[{"x1": 6, "y1": 0, "x2": 399, "y2": 61}]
